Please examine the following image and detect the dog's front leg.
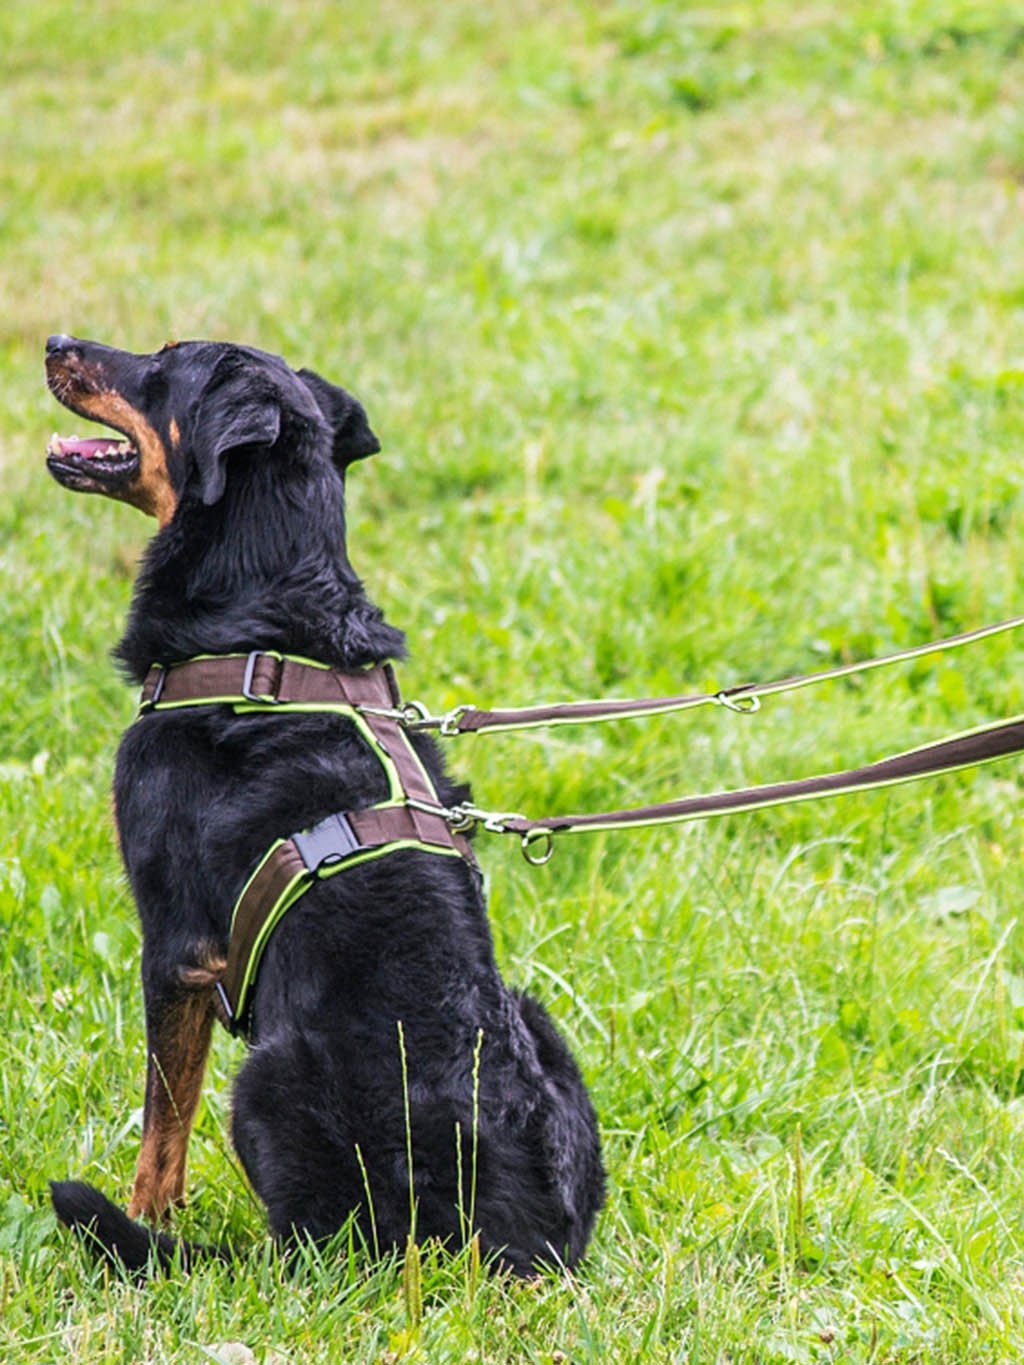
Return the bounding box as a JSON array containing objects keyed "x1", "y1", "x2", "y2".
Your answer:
[{"x1": 127, "y1": 955, "x2": 223, "y2": 1223}]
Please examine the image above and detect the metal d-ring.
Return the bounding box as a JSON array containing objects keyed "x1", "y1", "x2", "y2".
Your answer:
[
  {"x1": 447, "y1": 807, "x2": 480, "y2": 833},
  {"x1": 521, "y1": 829, "x2": 555, "y2": 865},
  {"x1": 400, "y1": 699, "x2": 432, "y2": 726}
]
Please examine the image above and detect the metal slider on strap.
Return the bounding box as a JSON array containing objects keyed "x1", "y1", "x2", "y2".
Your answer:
[
  {"x1": 214, "y1": 980, "x2": 236, "y2": 1031},
  {"x1": 140, "y1": 664, "x2": 168, "y2": 712},
  {"x1": 241, "y1": 650, "x2": 283, "y2": 704}
]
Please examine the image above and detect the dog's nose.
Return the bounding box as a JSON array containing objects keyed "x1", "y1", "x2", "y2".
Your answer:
[{"x1": 46, "y1": 334, "x2": 78, "y2": 355}]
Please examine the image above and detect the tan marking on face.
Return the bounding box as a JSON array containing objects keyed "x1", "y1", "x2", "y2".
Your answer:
[
  {"x1": 169, "y1": 416, "x2": 181, "y2": 449},
  {"x1": 75, "y1": 390, "x2": 178, "y2": 526}
]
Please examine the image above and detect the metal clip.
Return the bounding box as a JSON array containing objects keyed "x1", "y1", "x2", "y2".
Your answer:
[
  {"x1": 405, "y1": 797, "x2": 499, "y2": 834},
  {"x1": 715, "y1": 691, "x2": 761, "y2": 714},
  {"x1": 373, "y1": 699, "x2": 472, "y2": 733},
  {"x1": 439, "y1": 704, "x2": 475, "y2": 737},
  {"x1": 444, "y1": 803, "x2": 526, "y2": 835}
]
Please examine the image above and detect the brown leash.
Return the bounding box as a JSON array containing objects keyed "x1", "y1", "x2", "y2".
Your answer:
[
  {"x1": 478, "y1": 713, "x2": 1024, "y2": 863},
  {"x1": 402, "y1": 614, "x2": 1024, "y2": 737}
]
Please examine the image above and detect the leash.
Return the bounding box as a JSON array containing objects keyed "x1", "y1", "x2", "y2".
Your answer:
[
  {"x1": 453, "y1": 712, "x2": 1024, "y2": 864},
  {"x1": 400, "y1": 613, "x2": 1024, "y2": 735},
  {"x1": 380, "y1": 613, "x2": 1024, "y2": 863}
]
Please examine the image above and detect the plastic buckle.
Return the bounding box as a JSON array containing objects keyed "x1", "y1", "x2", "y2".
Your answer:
[
  {"x1": 242, "y1": 651, "x2": 281, "y2": 704},
  {"x1": 293, "y1": 812, "x2": 361, "y2": 874}
]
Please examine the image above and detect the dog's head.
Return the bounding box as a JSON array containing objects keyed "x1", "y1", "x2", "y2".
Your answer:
[{"x1": 45, "y1": 336, "x2": 379, "y2": 525}]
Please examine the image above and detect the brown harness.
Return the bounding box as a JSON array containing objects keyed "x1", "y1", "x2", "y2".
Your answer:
[{"x1": 139, "y1": 653, "x2": 474, "y2": 1035}]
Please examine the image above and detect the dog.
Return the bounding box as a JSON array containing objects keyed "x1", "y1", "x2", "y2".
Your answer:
[{"x1": 44, "y1": 334, "x2": 604, "y2": 1275}]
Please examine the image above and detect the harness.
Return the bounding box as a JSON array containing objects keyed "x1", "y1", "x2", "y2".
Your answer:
[{"x1": 139, "y1": 651, "x2": 474, "y2": 1036}]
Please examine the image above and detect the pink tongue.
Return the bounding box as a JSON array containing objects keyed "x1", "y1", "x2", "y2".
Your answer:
[{"x1": 58, "y1": 437, "x2": 123, "y2": 457}]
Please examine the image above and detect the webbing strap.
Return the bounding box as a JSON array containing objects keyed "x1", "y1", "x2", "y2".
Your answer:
[
  {"x1": 216, "y1": 805, "x2": 470, "y2": 1033},
  {"x1": 140, "y1": 650, "x2": 402, "y2": 712},
  {"x1": 136, "y1": 654, "x2": 474, "y2": 1036}
]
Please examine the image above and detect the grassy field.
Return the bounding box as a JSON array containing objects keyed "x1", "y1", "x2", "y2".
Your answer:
[{"x1": 4, "y1": 1, "x2": 1024, "y2": 1359}]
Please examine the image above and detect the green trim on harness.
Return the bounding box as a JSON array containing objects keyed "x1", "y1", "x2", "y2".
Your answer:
[
  {"x1": 138, "y1": 653, "x2": 473, "y2": 1036},
  {"x1": 223, "y1": 833, "x2": 466, "y2": 1032}
]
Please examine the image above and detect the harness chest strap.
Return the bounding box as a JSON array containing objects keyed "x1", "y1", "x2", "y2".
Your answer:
[
  {"x1": 216, "y1": 802, "x2": 471, "y2": 1034},
  {"x1": 139, "y1": 654, "x2": 473, "y2": 1034},
  {"x1": 142, "y1": 652, "x2": 460, "y2": 852}
]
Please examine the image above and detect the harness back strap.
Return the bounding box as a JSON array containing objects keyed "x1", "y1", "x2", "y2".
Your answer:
[
  {"x1": 141, "y1": 650, "x2": 395, "y2": 711},
  {"x1": 139, "y1": 654, "x2": 472, "y2": 1034}
]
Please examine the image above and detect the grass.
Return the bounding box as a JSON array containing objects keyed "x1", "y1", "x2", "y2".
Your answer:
[{"x1": 4, "y1": 0, "x2": 1024, "y2": 1359}]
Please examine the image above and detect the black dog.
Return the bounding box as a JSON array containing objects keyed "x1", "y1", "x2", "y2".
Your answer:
[{"x1": 44, "y1": 335, "x2": 604, "y2": 1274}]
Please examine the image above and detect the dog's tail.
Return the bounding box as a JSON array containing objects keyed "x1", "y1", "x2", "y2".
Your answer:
[{"x1": 50, "y1": 1181, "x2": 224, "y2": 1275}]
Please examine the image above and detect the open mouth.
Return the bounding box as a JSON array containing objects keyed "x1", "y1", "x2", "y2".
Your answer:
[
  {"x1": 46, "y1": 430, "x2": 141, "y2": 492},
  {"x1": 45, "y1": 353, "x2": 142, "y2": 493}
]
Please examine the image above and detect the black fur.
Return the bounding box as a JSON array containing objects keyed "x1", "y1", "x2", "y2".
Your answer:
[
  {"x1": 47, "y1": 339, "x2": 604, "y2": 1276},
  {"x1": 49, "y1": 1181, "x2": 219, "y2": 1274}
]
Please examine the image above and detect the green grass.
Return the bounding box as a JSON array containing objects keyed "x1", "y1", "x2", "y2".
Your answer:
[{"x1": 5, "y1": 0, "x2": 1024, "y2": 1359}]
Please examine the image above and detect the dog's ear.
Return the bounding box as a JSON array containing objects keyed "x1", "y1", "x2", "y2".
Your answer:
[
  {"x1": 297, "y1": 368, "x2": 380, "y2": 468},
  {"x1": 193, "y1": 378, "x2": 282, "y2": 505}
]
